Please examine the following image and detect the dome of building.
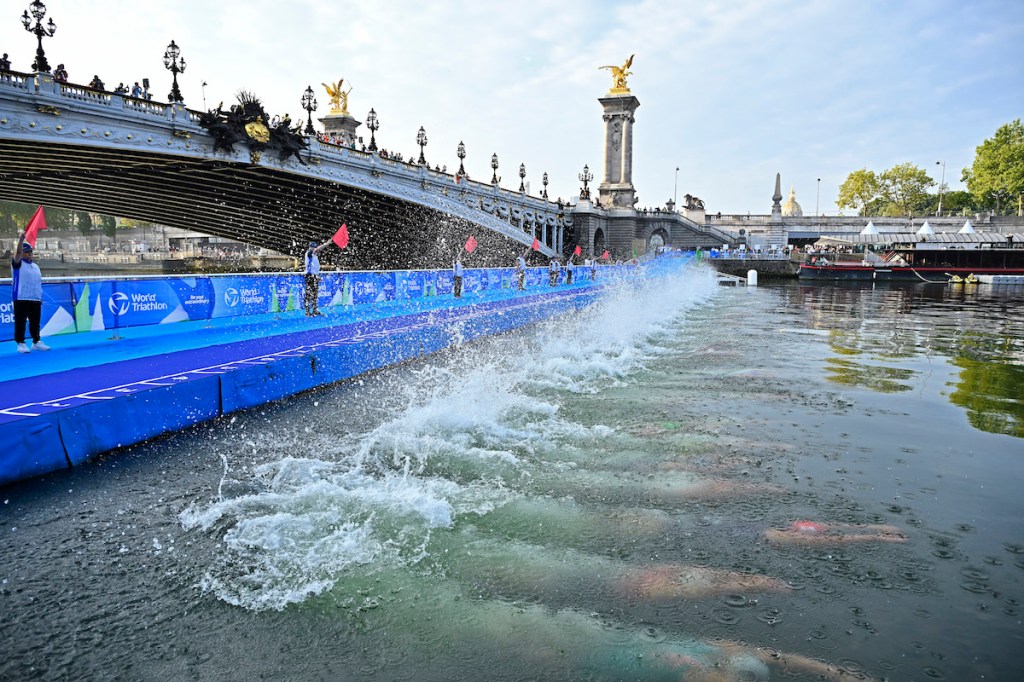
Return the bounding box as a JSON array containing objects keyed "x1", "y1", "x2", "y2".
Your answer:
[{"x1": 781, "y1": 186, "x2": 803, "y2": 217}]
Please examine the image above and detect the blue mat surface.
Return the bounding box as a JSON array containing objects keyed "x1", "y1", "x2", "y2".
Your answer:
[{"x1": 0, "y1": 281, "x2": 600, "y2": 486}]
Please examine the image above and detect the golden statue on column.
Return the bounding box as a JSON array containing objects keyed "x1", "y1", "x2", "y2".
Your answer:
[
  {"x1": 322, "y1": 79, "x2": 353, "y2": 115},
  {"x1": 599, "y1": 54, "x2": 634, "y2": 94}
]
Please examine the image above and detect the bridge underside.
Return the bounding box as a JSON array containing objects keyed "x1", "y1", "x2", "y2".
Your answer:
[{"x1": 0, "y1": 139, "x2": 521, "y2": 269}]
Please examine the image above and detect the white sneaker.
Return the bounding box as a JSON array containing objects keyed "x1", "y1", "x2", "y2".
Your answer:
[
  {"x1": 17, "y1": 343, "x2": 30, "y2": 354},
  {"x1": 32, "y1": 341, "x2": 51, "y2": 351}
]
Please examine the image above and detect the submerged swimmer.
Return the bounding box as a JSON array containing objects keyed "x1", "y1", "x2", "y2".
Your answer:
[{"x1": 765, "y1": 520, "x2": 907, "y2": 546}]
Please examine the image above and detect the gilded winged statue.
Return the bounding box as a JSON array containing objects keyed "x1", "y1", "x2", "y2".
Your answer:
[
  {"x1": 599, "y1": 54, "x2": 635, "y2": 92},
  {"x1": 322, "y1": 79, "x2": 353, "y2": 115}
]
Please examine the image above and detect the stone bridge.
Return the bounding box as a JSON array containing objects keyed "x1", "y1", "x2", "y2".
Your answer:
[{"x1": 0, "y1": 70, "x2": 565, "y2": 269}]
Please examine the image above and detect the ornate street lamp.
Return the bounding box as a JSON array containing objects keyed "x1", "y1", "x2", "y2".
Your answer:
[
  {"x1": 491, "y1": 153, "x2": 499, "y2": 185},
  {"x1": 21, "y1": 1, "x2": 56, "y2": 73},
  {"x1": 519, "y1": 163, "x2": 526, "y2": 192},
  {"x1": 163, "y1": 39, "x2": 186, "y2": 103},
  {"x1": 579, "y1": 164, "x2": 594, "y2": 200},
  {"x1": 366, "y1": 108, "x2": 379, "y2": 152},
  {"x1": 301, "y1": 85, "x2": 318, "y2": 135},
  {"x1": 542, "y1": 171, "x2": 549, "y2": 200},
  {"x1": 416, "y1": 126, "x2": 428, "y2": 165},
  {"x1": 457, "y1": 141, "x2": 466, "y2": 176}
]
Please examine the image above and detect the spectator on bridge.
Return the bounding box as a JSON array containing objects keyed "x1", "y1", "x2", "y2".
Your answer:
[
  {"x1": 88, "y1": 75, "x2": 105, "y2": 90},
  {"x1": 11, "y1": 232, "x2": 49, "y2": 354},
  {"x1": 131, "y1": 81, "x2": 142, "y2": 98},
  {"x1": 303, "y1": 240, "x2": 329, "y2": 316},
  {"x1": 515, "y1": 251, "x2": 527, "y2": 291},
  {"x1": 114, "y1": 83, "x2": 128, "y2": 94},
  {"x1": 54, "y1": 64, "x2": 68, "y2": 83},
  {"x1": 0, "y1": 53, "x2": 11, "y2": 72}
]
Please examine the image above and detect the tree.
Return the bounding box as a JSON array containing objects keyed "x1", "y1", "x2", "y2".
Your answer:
[
  {"x1": 963, "y1": 119, "x2": 1024, "y2": 214},
  {"x1": 879, "y1": 163, "x2": 935, "y2": 218},
  {"x1": 837, "y1": 169, "x2": 880, "y2": 215},
  {"x1": 75, "y1": 211, "x2": 93, "y2": 237},
  {"x1": 100, "y1": 214, "x2": 117, "y2": 239}
]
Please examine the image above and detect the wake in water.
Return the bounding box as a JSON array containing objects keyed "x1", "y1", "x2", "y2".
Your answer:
[{"x1": 178, "y1": 263, "x2": 864, "y2": 679}]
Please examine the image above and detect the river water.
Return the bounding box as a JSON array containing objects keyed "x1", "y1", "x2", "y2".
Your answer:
[{"x1": 2, "y1": 267, "x2": 1022, "y2": 681}]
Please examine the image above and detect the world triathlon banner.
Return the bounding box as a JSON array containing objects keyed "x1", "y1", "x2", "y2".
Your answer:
[
  {"x1": 0, "y1": 282, "x2": 78, "y2": 342},
  {"x1": 71, "y1": 278, "x2": 215, "y2": 332},
  {"x1": 3, "y1": 264, "x2": 621, "y2": 341}
]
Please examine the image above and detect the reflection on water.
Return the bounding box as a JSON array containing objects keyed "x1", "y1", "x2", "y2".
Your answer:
[
  {"x1": 2, "y1": 271, "x2": 1024, "y2": 681},
  {"x1": 798, "y1": 283, "x2": 1024, "y2": 437}
]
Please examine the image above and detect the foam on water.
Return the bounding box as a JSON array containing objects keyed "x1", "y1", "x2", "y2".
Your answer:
[{"x1": 180, "y1": 263, "x2": 720, "y2": 611}]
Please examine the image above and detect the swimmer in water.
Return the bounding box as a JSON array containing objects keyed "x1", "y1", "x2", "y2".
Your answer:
[{"x1": 765, "y1": 520, "x2": 907, "y2": 546}]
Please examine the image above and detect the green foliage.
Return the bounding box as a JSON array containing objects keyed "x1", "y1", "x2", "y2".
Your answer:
[
  {"x1": 100, "y1": 215, "x2": 117, "y2": 239},
  {"x1": 0, "y1": 201, "x2": 35, "y2": 235},
  {"x1": 838, "y1": 164, "x2": 935, "y2": 217},
  {"x1": 879, "y1": 163, "x2": 935, "y2": 217},
  {"x1": 963, "y1": 119, "x2": 1024, "y2": 214},
  {"x1": 75, "y1": 211, "x2": 93, "y2": 237},
  {"x1": 837, "y1": 169, "x2": 880, "y2": 215}
]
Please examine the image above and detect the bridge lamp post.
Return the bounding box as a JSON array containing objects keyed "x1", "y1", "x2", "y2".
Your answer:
[
  {"x1": 936, "y1": 160, "x2": 946, "y2": 216},
  {"x1": 457, "y1": 141, "x2": 466, "y2": 177},
  {"x1": 21, "y1": 1, "x2": 56, "y2": 74},
  {"x1": 579, "y1": 164, "x2": 594, "y2": 200},
  {"x1": 519, "y1": 163, "x2": 526, "y2": 192},
  {"x1": 542, "y1": 172, "x2": 549, "y2": 200},
  {"x1": 366, "y1": 108, "x2": 379, "y2": 152},
  {"x1": 163, "y1": 40, "x2": 186, "y2": 103},
  {"x1": 416, "y1": 126, "x2": 428, "y2": 165},
  {"x1": 816, "y1": 177, "x2": 821, "y2": 224},
  {"x1": 491, "y1": 153, "x2": 499, "y2": 185},
  {"x1": 301, "y1": 85, "x2": 317, "y2": 135}
]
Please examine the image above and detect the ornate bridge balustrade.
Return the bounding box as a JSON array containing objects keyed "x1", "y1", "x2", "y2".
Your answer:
[{"x1": 0, "y1": 71, "x2": 563, "y2": 269}]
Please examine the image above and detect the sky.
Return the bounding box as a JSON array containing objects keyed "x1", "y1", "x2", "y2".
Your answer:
[{"x1": 2, "y1": 0, "x2": 1022, "y2": 216}]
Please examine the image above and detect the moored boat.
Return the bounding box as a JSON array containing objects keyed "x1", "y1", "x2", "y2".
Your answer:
[{"x1": 798, "y1": 229, "x2": 1024, "y2": 283}]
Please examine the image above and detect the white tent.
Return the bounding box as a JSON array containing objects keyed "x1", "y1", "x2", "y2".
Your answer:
[
  {"x1": 860, "y1": 221, "x2": 879, "y2": 235},
  {"x1": 958, "y1": 219, "x2": 975, "y2": 234},
  {"x1": 917, "y1": 220, "x2": 935, "y2": 235}
]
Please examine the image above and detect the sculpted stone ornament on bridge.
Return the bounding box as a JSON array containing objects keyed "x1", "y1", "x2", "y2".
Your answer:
[{"x1": 197, "y1": 90, "x2": 307, "y2": 165}]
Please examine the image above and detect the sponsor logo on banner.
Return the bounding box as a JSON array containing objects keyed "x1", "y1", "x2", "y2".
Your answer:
[
  {"x1": 225, "y1": 286, "x2": 265, "y2": 307},
  {"x1": 224, "y1": 287, "x2": 240, "y2": 307},
  {"x1": 108, "y1": 291, "x2": 130, "y2": 316},
  {"x1": 0, "y1": 299, "x2": 12, "y2": 325}
]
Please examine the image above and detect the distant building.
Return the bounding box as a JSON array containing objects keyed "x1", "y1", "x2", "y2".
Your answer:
[{"x1": 782, "y1": 186, "x2": 803, "y2": 217}]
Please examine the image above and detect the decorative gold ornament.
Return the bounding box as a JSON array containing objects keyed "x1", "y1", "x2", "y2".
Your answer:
[
  {"x1": 599, "y1": 54, "x2": 635, "y2": 94},
  {"x1": 250, "y1": 150, "x2": 262, "y2": 164},
  {"x1": 322, "y1": 79, "x2": 353, "y2": 115},
  {"x1": 173, "y1": 130, "x2": 191, "y2": 139},
  {"x1": 36, "y1": 105, "x2": 61, "y2": 116},
  {"x1": 244, "y1": 119, "x2": 270, "y2": 143}
]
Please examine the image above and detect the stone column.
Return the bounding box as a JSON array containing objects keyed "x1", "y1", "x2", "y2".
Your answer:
[
  {"x1": 597, "y1": 94, "x2": 640, "y2": 210},
  {"x1": 319, "y1": 113, "x2": 361, "y2": 146}
]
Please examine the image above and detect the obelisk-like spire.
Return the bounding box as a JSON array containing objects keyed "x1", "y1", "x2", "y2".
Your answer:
[{"x1": 770, "y1": 172, "x2": 783, "y2": 222}]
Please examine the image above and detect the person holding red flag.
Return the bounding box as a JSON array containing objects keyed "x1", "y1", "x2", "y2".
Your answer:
[
  {"x1": 11, "y1": 230, "x2": 49, "y2": 353},
  {"x1": 303, "y1": 239, "x2": 331, "y2": 316},
  {"x1": 453, "y1": 250, "x2": 464, "y2": 299}
]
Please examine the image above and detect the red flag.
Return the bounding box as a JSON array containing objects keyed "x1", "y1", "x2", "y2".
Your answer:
[
  {"x1": 573, "y1": 245, "x2": 582, "y2": 256},
  {"x1": 464, "y1": 235, "x2": 478, "y2": 253},
  {"x1": 531, "y1": 238, "x2": 540, "y2": 251},
  {"x1": 24, "y1": 205, "x2": 47, "y2": 248},
  {"x1": 332, "y1": 223, "x2": 349, "y2": 250},
  {"x1": 601, "y1": 250, "x2": 610, "y2": 260}
]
